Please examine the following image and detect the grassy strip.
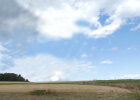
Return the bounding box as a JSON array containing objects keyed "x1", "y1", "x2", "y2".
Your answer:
[
  {"x1": 93, "y1": 79, "x2": 140, "y2": 84},
  {"x1": 0, "y1": 79, "x2": 140, "y2": 85},
  {"x1": 0, "y1": 92, "x2": 140, "y2": 100},
  {"x1": 0, "y1": 82, "x2": 82, "y2": 85}
]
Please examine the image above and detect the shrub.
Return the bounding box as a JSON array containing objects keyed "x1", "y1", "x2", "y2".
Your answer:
[{"x1": 30, "y1": 89, "x2": 56, "y2": 96}]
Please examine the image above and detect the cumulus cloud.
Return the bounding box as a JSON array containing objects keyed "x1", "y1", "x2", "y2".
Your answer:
[
  {"x1": 0, "y1": 0, "x2": 140, "y2": 40},
  {"x1": 16, "y1": 0, "x2": 140, "y2": 39},
  {"x1": 50, "y1": 71, "x2": 64, "y2": 81},
  {"x1": 101, "y1": 60, "x2": 112, "y2": 64},
  {"x1": 0, "y1": 0, "x2": 38, "y2": 42},
  {"x1": 1, "y1": 54, "x2": 97, "y2": 82}
]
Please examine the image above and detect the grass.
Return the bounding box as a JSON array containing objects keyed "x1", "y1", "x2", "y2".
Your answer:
[
  {"x1": 0, "y1": 81, "x2": 82, "y2": 85},
  {"x1": 93, "y1": 79, "x2": 140, "y2": 84},
  {"x1": 29, "y1": 89, "x2": 140, "y2": 100},
  {"x1": 0, "y1": 79, "x2": 140, "y2": 85},
  {"x1": 30, "y1": 89, "x2": 57, "y2": 96},
  {"x1": 0, "y1": 84, "x2": 130, "y2": 93},
  {"x1": 0, "y1": 92, "x2": 140, "y2": 100},
  {"x1": 92, "y1": 79, "x2": 140, "y2": 92},
  {"x1": 0, "y1": 79, "x2": 140, "y2": 100}
]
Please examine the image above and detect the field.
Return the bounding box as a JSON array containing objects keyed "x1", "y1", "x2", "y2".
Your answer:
[{"x1": 0, "y1": 80, "x2": 140, "y2": 100}]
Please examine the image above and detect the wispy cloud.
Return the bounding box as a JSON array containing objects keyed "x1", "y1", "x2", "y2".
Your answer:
[
  {"x1": 0, "y1": 44, "x2": 7, "y2": 52},
  {"x1": 1, "y1": 54, "x2": 97, "y2": 82},
  {"x1": 131, "y1": 24, "x2": 140, "y2": 31},
  {"x1": 120, "y1": 74, "x2": 140, "y2": 79},
  {"x1": 0, "y1": 44, "x2": 11, "y2": 69},
  {"x1": 128, "y1": 47, "x2": 137, "y2": 51},
  {"x1": 81, "y1": 54, "x2": 88, "y2": 58},
  {"x1": 110, "y1": 74, "x2": 140, "y2": 79},
  {"x1": 101, "y1": 60, "x2": 113, "y2": 64}
]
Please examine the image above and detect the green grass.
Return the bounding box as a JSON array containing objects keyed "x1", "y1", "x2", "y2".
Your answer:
[
  {"x1": 93, "y1": 79, "x2": 140, "y2": 84},
  {"x1": 131, "y1": 93, "x2": 140, "y2": 100},
  {"x1": 0, "y1": 81, "x2": 82, "y2": 85},
  {"x1": 91, "y1": 79, "x2": 140, "y2": 91}
]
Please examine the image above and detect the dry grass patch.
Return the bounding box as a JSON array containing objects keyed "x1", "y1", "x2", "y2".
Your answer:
[
  {"x1": 0, "y1": 84, "x2": 131, "y2": 94},
  {"x1": 29, "y1": 89, "x2": 57, "y2": 96},
  {"x1": 0, "y1": 92, "x2": 138, "y2": 100}
]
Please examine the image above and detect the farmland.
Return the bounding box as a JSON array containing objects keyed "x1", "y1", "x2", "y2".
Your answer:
[{"x1": 0, "y1": 79, "x2": 140, "y2": 100}]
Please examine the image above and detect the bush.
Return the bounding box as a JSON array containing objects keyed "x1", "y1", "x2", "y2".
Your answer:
[{"x1": 30, "y1": 89, "x2": 56, "y2": 96}]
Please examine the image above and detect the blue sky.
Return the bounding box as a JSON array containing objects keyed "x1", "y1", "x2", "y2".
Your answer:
[{"x1": 0, "y1": 0, "x2": 140, "y2": 82}]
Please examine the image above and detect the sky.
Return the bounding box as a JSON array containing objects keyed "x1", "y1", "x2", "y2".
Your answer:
[{"x1": 0, "y1": 0, "x2": 140, "y2": 82}]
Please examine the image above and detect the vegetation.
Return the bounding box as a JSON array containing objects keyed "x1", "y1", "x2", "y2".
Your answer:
[
  {"x1": 0, "y1": 73, "x2": 29, "y2": 82},
  {"x1": 0, "y1": 92, "x2": 140, "y2": 100},
  {"x1": 93, "y1": 79, "x2": 140, "y2": 84},
  {"x1": 30, "y1": 90, "x2": 57, "y2": 96},
  {"x1": 0, "y1": 79, "x2": 140, "y2": 100},
  {"x1": 93, "y1": 79, "x2": 140, "y2": 92}
]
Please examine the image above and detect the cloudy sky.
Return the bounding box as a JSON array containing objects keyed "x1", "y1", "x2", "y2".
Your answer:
[{"x1": 0, "y1": 0, "x2": 140, "y2": 82}]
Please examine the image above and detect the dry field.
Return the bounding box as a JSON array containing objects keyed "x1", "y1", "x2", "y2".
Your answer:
[
  {"x1": 0, "y1": 81, "x2": 139, "y2": 100},
  {"x1": 0, "y1": 84, "x2": 130, "y2": 93}
]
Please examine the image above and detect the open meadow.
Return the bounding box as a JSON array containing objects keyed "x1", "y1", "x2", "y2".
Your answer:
[
  {"x1": 0, "y1": 80, "x2": 140, "y2": 100},
  {"x1": 1, "y1": 0, "x2": 140, "y2": 99}
]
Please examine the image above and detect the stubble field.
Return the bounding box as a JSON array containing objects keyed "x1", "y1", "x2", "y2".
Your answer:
[{"x1": 0, "y1": 80, "x2": 140, "y2": 100}]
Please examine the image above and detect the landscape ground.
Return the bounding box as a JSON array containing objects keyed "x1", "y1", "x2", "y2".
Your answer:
[{"x1": 0, "y1": 79, "x2": 140, "y2": 100}]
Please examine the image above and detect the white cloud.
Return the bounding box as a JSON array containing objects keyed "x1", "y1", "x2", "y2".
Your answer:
[
  {"x1": 81, "y1": 54, "x2": 88, "y2": 58},
  {"x1": 16, "y1": 0, "x2": 140, "y2": 40},
  {"x1": 128, "y1": 47, "x2": 137, "y2": 50},
  {"x1": 0, "y1": 44, "x2": 7, "y2": 52},
  {"x1": 110, "y1": 74, "x2": 140, "y2": 80},
  {"x1": 0, "y1": 0, "x2": 38, "y2": 43},
  {"x1": 1, "y1": 54, "x2": 97, "y2": 82},
  {"x1": 131, "y1": 24, "x2": 140, "y2": 31},
  {"x1": 120, "y1": 74, "x2": 140, "y2": 79},
  {"x1": 50, "y1": 71, "x2": 64, "y2": 81},
  {"x1": 0, "y1": 44, "x2": 11, "y2": 68},
  {"x1": 101, "y1": 60, "x2": 112, "y2": 64}
]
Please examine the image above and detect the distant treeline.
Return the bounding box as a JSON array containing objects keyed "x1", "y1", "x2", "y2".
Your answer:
[{"x1": 0, "y1": 73, "x2": 29, "y2": 82}]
